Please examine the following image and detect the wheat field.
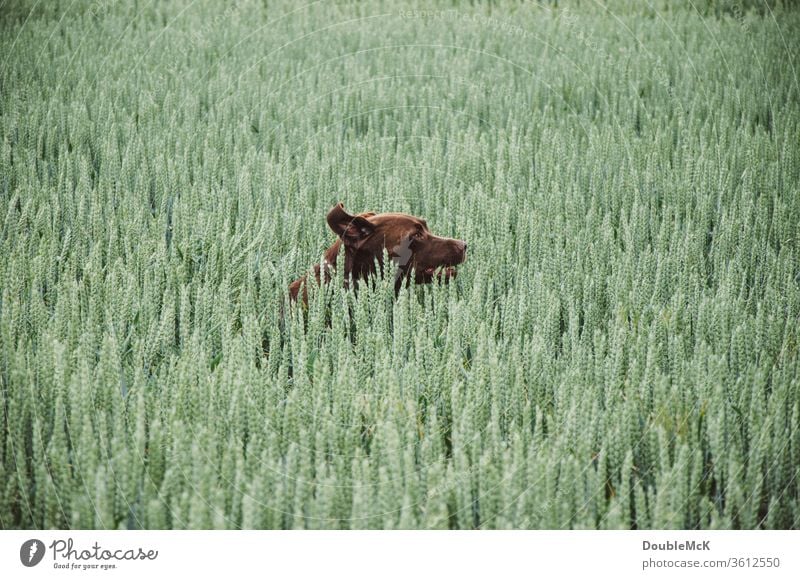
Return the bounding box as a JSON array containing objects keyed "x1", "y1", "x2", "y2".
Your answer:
[{"x1": 1, "y1": 0, "x2": 799, "y2": 529}]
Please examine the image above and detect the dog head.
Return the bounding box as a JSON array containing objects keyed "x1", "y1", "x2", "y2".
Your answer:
[{"x1": 326, "y1": 202, "x2": 467, "y2": 285}]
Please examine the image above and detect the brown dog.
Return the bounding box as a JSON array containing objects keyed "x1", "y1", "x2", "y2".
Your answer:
[{"x1": 289, "y1": 202, "x2": 467, "y2": 304}]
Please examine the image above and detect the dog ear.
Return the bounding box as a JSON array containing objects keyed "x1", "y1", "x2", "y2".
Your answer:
[{"x1": 327, "y1": 202, "x2": 375, "y2": 246}]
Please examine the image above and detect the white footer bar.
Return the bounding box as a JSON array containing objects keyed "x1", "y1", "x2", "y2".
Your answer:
[{"x1": 2, "y1": 530, "x2": 796, "y2": 578}]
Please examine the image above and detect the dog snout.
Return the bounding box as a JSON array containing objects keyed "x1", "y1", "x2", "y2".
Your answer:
[{"x1": 456, "y1": 240, "x2": 467, "y2": 260}]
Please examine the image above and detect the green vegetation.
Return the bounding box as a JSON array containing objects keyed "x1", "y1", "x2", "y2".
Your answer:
[{"x1": 1, "y1": 0, "x2": 799, "y2": 529}]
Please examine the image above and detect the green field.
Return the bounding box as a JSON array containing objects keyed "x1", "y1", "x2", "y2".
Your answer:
[{"x1": 1, "y1": 0, "x2": 799, "y2": 529}]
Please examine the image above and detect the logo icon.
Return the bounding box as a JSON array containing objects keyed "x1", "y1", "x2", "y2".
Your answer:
[{"x1": 20, "y1": 539, "x2": 45, "y2": 567}]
